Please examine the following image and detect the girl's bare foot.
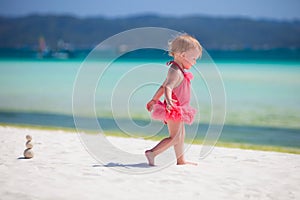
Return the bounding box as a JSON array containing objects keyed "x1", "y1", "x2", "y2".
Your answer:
[
  {"x1": 145, "y1": 150, "x2": 155, "y2": 166},
  {"x1": 177, "y1": 161, "x2": 198, "y2": 166}
]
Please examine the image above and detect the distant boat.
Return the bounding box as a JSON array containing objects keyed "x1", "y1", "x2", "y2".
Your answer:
[
  {"x1": 51, "y1": 49, "x2": 74, "y2": 59},
  {"x1": 37, "y1": 37, "x2": 75, "y2": 59},
  {"x1": 37, "y1": 37, "x2": 51, "y2": 58}
]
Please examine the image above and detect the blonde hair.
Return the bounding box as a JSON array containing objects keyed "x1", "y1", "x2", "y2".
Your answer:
[{"x1": 168, "y1": 34, "x2": 202, "y2": 57}]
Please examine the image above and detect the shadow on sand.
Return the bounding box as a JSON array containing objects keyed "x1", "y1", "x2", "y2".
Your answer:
[{"x1": 93, "y1": 162, "x2": 151, "y2": 169}]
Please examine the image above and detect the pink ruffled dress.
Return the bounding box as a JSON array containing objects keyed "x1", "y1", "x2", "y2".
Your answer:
[{"x1": 151, "y1": 61, "x2": 197, "y2": 125}]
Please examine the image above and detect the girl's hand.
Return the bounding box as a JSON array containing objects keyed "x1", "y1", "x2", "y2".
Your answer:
[
  {"x1": 166, "y1": 99, "x2": 177, "y2": 113},
  {"x1": 146, "y1": 99, "x2": 157, "y2": 112}
]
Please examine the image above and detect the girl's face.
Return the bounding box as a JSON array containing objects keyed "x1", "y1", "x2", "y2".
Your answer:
[{"x1": 180, "y1": 48, "x2": 202, "y2": 69}]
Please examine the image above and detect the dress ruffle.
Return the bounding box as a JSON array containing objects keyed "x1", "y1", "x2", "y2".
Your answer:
[{"x1": 151, "y1": 101, "x2": 197, "y2": 125}]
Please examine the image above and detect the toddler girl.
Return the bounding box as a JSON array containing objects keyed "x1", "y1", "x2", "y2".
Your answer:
[{"x1": 145, "y1": 34, "x2": 202, "y2": 166}]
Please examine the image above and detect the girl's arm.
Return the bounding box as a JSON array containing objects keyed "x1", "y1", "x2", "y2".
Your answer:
[
  {"x1": 164, "y1": 67, "x2": 182, "y2": 111},
  {"x1": 146, "y1": 66, "x2": 182, "y2": 112},
  {"x1": 146, "y1": 85, "x2": 164, "y2": 111}
]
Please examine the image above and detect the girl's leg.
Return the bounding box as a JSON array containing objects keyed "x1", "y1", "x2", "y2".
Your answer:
[
  {"x1": 145, "y1": 120, "x2": 182, "y2": 166},
  {"x1": 173, "y1": 123, "x2": 185, "y2": 164},
  {"x1": 174, "y1": 124, "x2": 198, "y2": 166}
]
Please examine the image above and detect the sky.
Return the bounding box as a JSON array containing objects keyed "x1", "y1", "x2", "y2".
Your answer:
[{"x1": 0, "y1": 0, "x2": 300, "y2": 21}]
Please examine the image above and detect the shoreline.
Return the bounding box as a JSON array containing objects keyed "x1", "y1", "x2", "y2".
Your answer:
[{"x1": 1, "y1": 123, "x2": 299, "y2": 154}]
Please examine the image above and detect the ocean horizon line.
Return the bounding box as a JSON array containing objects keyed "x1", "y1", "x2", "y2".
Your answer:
[
  {"x1": 0, "y1": 48, "x2": 299, "y2": 61},
  {"x1": 0, "y1": 110, "x2": 299, "y2": 150}
]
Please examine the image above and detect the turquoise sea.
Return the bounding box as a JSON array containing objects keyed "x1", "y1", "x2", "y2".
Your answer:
[{"x1": 0, "y1": 51, "x2": 300, "y2": 150}]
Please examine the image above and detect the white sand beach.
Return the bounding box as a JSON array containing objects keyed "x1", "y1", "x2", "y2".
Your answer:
[{"x1": 0, "y1": 125, "x2": 299, "y2": 200}]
